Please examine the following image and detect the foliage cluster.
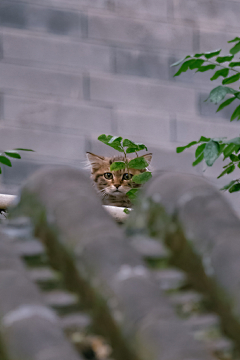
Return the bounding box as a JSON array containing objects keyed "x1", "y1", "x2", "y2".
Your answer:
[{"x1": 172, "y1": 37, "x2": 240, "y2": 192}]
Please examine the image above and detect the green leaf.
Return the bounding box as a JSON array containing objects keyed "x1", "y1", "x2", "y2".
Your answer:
[
  {"x1": 199, "y1": 136, "x2": 211, "y2": 142},
  {"x1": 216, "y1": 55, "x2": 234, "y2": 63},
  {"x1": 207, "y1": 86, "x2": 238, "y2": 104},
  {"x1": 123, "y1": 208, "x2": 130, "y2": 214},
  {"x1": 225, "y1": 137, "x2": 240, "y2": 145},
  {"x1": 217, "y1": 164, "x2": 235, "y2": 178},
  {"x1": 230, "y1": 41, "x2": 240, "y2": 55},
  {"x1": 235, "y1": 146, "x2": 240, "y2": 154},
  {"x1": 4, "y1": 151, "x2": 21, "y2": 159},
  {"x1": 195, "y1": 143, "x2": 206, "y2": 158},
  {"x1": 98, "y1": 134, "x2": 114, "y2": 143},
  {"x1": 203, "y1": 140, "x2": 220, "y2": 166},
  {"x1": 192, "y1": 152, "x2": 204, "y2": 166},
  {"x1": 0, "y1": 167, "x2": 2, "y2": 174},
  {"x1": 173, "y1": 59, "x2": 194, "y2": 76},
  {"x1": 217, "y1": 167, "x2": 229, "y2": 178},
  {"x1": 98, "y1": 134, "x2": 124, "y2": 152},
  {"x1": 229, "y1": 62, "x2": 240, "y2": 67},
  {"x1": 126, "y1": 148, "x2": 137, "y2": 153},
  {"x1": 128, "y1": 157, "x2": 149, "y2": 169},
  {"x1": 126, "y1": 189, "x2": 139, "y2": 200},
  {"x1": 228, "y1": 37, "x2": 240, "y2": 43},
  {"x1": 122, "y1": 139, "x2": 136, "y2": 147},
  {"x1": 14, "y1": 148, "x2": 34, "y2": 151},
  {"x1": 132, "y1": 171, "x2": 152, "y2": 184},
  {"x1": 176, "y1": 141, "x2": 198, "y2": 153},
  {"x1": 229, "y1": 183, "x2": 240, "y2": 192},
  {"x1": 222, "y1": 73, "x2": 240, "y2": 85},
  {"x1": 231, "y1": 105, "x2": 240, "y2": 121},
  {"x1": 204, "y1": 49, "x2": 221, "y2": 59},
  {"x1": 123, "y1": 139, "x2": 148, "y2": 152},
  {"x1": 217, "y1": 97, "x2": 236, "y2": 112},
  {"x1": 224, "y1": 143, "x2": 236, "y2": 158},
  {"x1": 210, "y1": 68, "x2": 229, "y2": 80},
  {"x1": 197, "y1": 64, "x2": 216, "y2": 72},
  {"x1": 189, "y1": 59, "x2": 205, "y2": 69},
  {"x1": 110, "y1": 161, "x2": 126, "y2": 171},
  {"x1": 230, "y1": 154, "x2": 239, "y2": 162},
  {"x1": 220, "y1": 180, "x2": 237, "y2": 190},
  {"x1": 227, "y1": 164, "x2": 235, "y2": 174},
  {"x1": 194, "y1": 53, "x2": 204, "y2": 58},
  {"x1": 219, "y1": 144, "x2": 226, "y2": 153},
  {"x1": 173, "y1": 59, "x2": 196, "y2": 76},
  {"x1": 170, "y1": 55, "x2": 191, "y2": 67},
  {"x1": 0, "y1": 156, "x2": 12, "y2": 167}
]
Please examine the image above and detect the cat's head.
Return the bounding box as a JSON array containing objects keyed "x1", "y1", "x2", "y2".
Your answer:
[{"x1": 86, "y1": 152, "x2": 152, "y2": 198}]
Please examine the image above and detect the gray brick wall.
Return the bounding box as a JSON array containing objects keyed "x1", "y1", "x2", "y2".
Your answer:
[{"x1": 0, "y1": 0, "x2": 239, "y2": 213}]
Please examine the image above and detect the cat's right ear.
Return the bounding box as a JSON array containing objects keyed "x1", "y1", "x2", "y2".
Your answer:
[{"x1": 86, "y1": 152, "x2": 105, "y2": 170}]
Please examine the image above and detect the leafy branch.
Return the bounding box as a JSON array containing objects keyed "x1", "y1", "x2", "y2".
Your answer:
[
  {"x1": 0, "y1": 148, "x2": 34, "y2": 174},
  {"x1": 173, "y1": 37, "x2": 240, "y2": 193}
]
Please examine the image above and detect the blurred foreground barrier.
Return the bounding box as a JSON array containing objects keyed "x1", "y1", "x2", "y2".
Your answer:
[
  {"x1": 0, "y1": 193, "x2": 128, "y2": 222},
  {"x1": 8, "y1": 167, "x2": 216, "y2": 360},
  {"x1": 0, "y1": 231, "x2": 82, "y2": 360},
  {"x1": 129, "y1": 172, "x2": 240, "y2": 352}
]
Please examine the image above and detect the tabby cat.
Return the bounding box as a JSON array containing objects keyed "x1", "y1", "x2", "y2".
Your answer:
[{"x1": 86, "y1": 152, "x2": 152, "y2": 208}]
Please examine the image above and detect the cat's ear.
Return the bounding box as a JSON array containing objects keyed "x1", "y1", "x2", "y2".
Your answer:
[
  {"x1": 86, "y1": 152, "x2": 105, "y2": 170},
  {"x1": 142, "y1": 153, "x2": 152, "y2": 165}
]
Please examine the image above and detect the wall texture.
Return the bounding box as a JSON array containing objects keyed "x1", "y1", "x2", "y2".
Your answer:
[{"x1": 0, "y1": 0, "x2": 239, "y2": 210}]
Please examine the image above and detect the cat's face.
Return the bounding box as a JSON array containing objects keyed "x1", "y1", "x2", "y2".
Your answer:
[{"x1": 86, "y1": 152, "x2": 152, "y2": 199}]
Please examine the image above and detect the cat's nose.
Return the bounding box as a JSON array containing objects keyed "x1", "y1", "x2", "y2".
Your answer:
[{"x1": 115, "y1": 184, "x2": 121, "y2": 189}]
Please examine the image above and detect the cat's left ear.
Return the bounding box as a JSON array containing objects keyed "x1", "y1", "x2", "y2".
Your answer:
[{"x1": 142, "y1": 153, "x2": 152, "y2": 165}]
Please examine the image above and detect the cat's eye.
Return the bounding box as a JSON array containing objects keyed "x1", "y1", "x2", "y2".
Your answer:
[
  {"x1": 104, "y1": 172, "x2": 113, "y2": 180},
  {"x1": 122, "y1": 173, "x2": 133, "y2": 180}
]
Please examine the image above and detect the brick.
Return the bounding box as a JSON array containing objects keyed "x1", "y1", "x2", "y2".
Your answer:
[
  {"x1": 173, "y1": 0, "x2": 240, "y2": 30},
  {"x1": 90, "y1": 74, "x2": 196, "y2": 114},
  {"x1": 116, "y1": 109, "x2": 171, "y2": 144},
  {"x1": 102, "y1": 0, "x2": 168, "y2": 20},
  {"x1": 88, "y1": 13, "x2": 194, "y2": 51},
  {"x1": 6, "y1": 0, "x2": 168, "y2": 21},
  {"x1": 43, "y1": 8, "x2": 82, "y2": 36},
  {"x1": 198, "y1": 93, "x2": 237, "y2": 121},
  {"x1": 0, "y1": 1, "x2": 83, "y2": 37},
  {"x1": 4, "y1": 95, "x2": 112, "y2": 134},
  {"x1": 115, "y1": 48, "x2": 169, "y2": 80},
  {"x1": 2, "y1": 31, "x2": 112, "y2": 72},
  {"x1": 176, "y1": 116, "x2": 240, "y2": 144},
  {"x1": 0, "y1": 63, "x2": 82, "y2": 98},
  {"x1": 0, "y1": 127, "x2": 85, "y2": 161},
  {"x1": 149, "y1": 144, "x2": 203, "y2": 175},
  {"x1": 0, "y1": 2, "x2": 27, "y2": 29}
]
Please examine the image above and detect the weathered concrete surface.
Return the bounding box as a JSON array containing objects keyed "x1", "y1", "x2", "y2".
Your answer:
[
  {"x1": 11, "y1": 166, "x2": 216, "y2": 360},
  {"x1": 138, "y1": 172, "x2": 240, "y2": 348},
  {"x1": 0, "y1": 232, "x2": 82, "y2": 360}
]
